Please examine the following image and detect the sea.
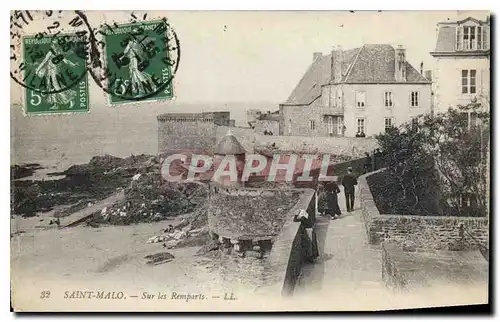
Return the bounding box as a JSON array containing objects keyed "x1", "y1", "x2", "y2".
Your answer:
[{"x1": 11, "y1": 102, "x2": 277, "y2": 174}]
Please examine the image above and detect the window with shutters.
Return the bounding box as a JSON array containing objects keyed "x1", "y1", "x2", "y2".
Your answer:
[
  {"x1": 356, "y1": 91, "x2": 366, "y2": 108},
  {"x1": 456, "y1": 25, "x2": 462, "y2": 50},
  {"x1": 356, "y1": 118, "x2": 365, "y2": 134},
  {"x1": 456, "y1": 24, "x2": 488, "y2": 50},
  {"x1": 482, "y1": 26, "x2": 489, "y2": 49},
  {"x1": 461, "y1": 69, "x2": 477, "y2": 94},
  {"x1": 384, "y1": 118, "x2": 394, "y2": 133},
  {"x1": 384, "y1": 92, "x2": 393, "y2": 108},
  {"x1": 464, "y1": 26, "x2": 476, "y2": 50},
  {"x1": 410, "y1": 91, "x2": 419, "y2": 107},
  {"x1": 337, "y1": 116, "x2": 344, "y2": 135},
  {"x1": 309, "y1": 120, "x2": 316, "y2": 131},
  {"x1": 326, "y1": 116, "x2": 334, "y2": 135}
]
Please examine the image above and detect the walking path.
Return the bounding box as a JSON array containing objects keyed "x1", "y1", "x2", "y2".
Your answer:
[
  {"x1": 294, "y1": 186, "x2": 384, "y2": 298},
  {"x1": 293, "y1": 186, "x2": 488, "y2": 310}
]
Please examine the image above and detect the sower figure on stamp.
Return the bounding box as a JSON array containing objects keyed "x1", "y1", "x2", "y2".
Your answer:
[
  {"x1": 324, "y1": 180, "x2": 342, "y2": 220},
  {"x1": 342, "y1": 166, "x2": 358, "y2": 212},
  {"x1": 34, "y1": 40, "x2": 79, "y2": 109}
]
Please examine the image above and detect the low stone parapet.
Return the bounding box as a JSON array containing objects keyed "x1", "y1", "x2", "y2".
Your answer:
[{"x1": 358, "y1": 171, "x2": 489, "y2": 252}]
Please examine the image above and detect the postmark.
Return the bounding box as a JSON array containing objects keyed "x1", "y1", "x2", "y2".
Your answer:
[
  {"x1": 10, "y1": 10, "x2": 95, "y2": 114},
  {"x1": 89, "y1": 13, "x2": 180, "y2": 104}
]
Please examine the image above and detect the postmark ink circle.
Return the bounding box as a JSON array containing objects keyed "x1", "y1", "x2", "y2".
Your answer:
[
  {"x1": 10, "y1": 10, "x2": 98, "y2": 96},
  {"x1": 89, "y1": 12, "x2": 181, "y2": 103}
]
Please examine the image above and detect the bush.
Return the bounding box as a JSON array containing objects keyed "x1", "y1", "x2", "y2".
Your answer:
[{"x1": 374, "y1": 98, "x2": 489, "y2": 217}]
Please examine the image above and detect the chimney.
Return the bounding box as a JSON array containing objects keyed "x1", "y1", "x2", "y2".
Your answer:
[
  {"x1": 395, "y1": 45, "x2": 406, "y2": 82},
  {"x1": 313, "y1": 52, "x2": 322, "y2": 62},
  {"x1": 331, "y1": 46, "x2": 343, "y2": 83},
  {"x1": 424, "y1": 70, "x2": 432, "y2": 81},
  {"x1": 420, "y1": 61, "x2": 424, "y2": 75}
]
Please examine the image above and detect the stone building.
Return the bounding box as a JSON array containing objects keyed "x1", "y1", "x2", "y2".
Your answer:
[
  {"x1": 279, "y1": 44, "x2": 432, "y2": 137},
  {"x1": 430, "y1": 16, "x2": 490, "y2": 114},
  {"x1": 254, "y1": 111, "x2": 281, "y2": 135},
  {"x1": 157, "y1": 112, "x2": 231, "y2": 156}
]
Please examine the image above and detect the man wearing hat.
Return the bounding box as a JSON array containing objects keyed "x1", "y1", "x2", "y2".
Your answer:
[{"x1": 342, "y1": 167, "x2": 358, "y2": 212}]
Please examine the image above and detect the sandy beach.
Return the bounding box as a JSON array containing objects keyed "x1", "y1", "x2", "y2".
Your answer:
[{"x1": 11, "y1": 213, "x2": 260, "y2": 311}]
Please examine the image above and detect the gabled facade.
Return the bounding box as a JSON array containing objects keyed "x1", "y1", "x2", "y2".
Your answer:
[
  {"x1": 430, "y1": 16, "x2": 490, "y2": 114},
  {"x1": 280, "y1": 44, "x2": 432, "y2": 138}
]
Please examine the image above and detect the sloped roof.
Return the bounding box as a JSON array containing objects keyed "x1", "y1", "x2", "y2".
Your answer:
[
  {"x1": 284, "y1": 54, "x2": 333, "y2": 106},
  {"x1": 345, "y1": 45, "x2": 429, "y2": 83},
  {"x1": 215, "y1": 130, "x2": 246, "y2": 155},
  {"x1": 434, "y1": 26, "x2": 456, "y2": 52},
  {"x1": 284, "y1": 44, "x2": 430, "y2": 105},
  {"x1": 433, "y1": 17, "x2": 490, "y2": 53}
]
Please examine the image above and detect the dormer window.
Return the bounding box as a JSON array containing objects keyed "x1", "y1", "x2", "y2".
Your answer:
[
  {"x1": 464, "y1": 26, "x2": 477, "y2": 50},
  {"x1": 456, "y1": 24, "x2": 488, "y2": 51}
]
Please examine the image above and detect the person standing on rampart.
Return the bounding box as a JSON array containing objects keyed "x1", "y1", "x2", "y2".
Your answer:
[{"x1": 342, "y1": 167, "x2": 358, "y2": 212}]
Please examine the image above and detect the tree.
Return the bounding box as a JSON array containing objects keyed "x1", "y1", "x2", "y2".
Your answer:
[
  {"x1": 375, "y1": 98, "x2": 489, "y2": 217},
  {"x1": 373, "y1": 122, "x2": 441, "y2": 215}
]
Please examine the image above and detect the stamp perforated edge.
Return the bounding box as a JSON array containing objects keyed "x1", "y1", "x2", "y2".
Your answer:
[
  {"x1": 20, "y1": 33, "x2": 91, "y2": 117},
  {"x1": 94, "y1": 16, "x2": 179, "y2": 108}
]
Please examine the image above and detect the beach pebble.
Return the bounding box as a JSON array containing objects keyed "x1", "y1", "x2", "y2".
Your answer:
[
  {"x1": 148, "y1": 235, "x2": 168, "y2": 244},
  {"x1": 246, "y1": 250, "x2": 263, "y2": 259},
  {"x1": 133, "y1": 173, "x2": 141, "y2": 181}
]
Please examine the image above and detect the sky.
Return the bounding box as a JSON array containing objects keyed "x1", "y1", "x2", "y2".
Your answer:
[{"x1": 10, "y1": 10, "x2": 490, "y2": 106}]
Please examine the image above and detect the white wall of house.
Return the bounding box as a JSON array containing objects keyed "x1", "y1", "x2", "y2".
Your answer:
[
  {"x1": 433, "y1": 56, "x2": 490, "y2": 114},
  {"x1": 341, "y1": 83, "x2": 432, "y2": 137}
]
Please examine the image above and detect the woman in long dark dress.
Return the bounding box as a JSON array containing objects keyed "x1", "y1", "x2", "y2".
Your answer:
[{"x1": 324, "y1": 181, "x2": 342, "y2": 220}]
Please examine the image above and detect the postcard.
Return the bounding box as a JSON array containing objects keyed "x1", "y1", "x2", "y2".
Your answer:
[{"x1": 10, "y1": 10, "x2": 490, "y2": 312}]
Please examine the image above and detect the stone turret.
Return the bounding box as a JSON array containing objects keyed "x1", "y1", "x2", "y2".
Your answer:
[{"x1": 213, "y1": 130, "x2": 246, "y2": 187}]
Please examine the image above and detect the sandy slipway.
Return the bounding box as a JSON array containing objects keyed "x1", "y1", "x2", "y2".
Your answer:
[{"x1": 11, "y1": 154, "x2": 207, "y2": 224}]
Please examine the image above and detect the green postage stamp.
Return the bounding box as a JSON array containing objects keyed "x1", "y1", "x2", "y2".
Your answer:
[
  {"x1": 102, "y1": 20, "x2": 175, "y2": 104},
  {"x1": 22, "y1": 34, "x2": 89, "y2": 115}
]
